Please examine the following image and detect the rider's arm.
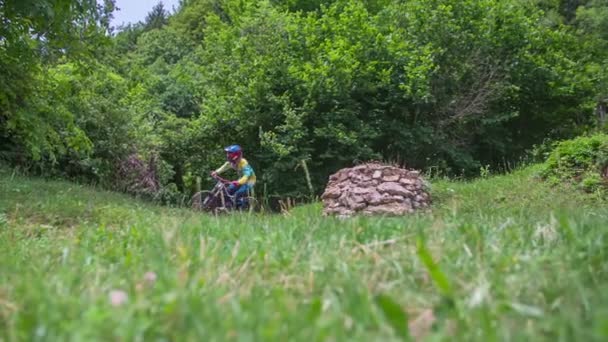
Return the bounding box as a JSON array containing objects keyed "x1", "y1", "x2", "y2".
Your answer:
[
  {"x1": 215, "y1": 162, "x2": 230, "y2": 174},
  {"x1": 237, "y1": 163, "x2": 254, "y2": 185}
]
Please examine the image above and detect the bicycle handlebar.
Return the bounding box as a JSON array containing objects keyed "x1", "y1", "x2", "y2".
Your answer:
[{"x1": 212, "y1": 174, "x2": 230, "y2": 184}]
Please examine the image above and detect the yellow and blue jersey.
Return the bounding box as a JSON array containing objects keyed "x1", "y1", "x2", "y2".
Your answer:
[{"x1": 215, "y1": 158, "x2": 256, "y2": 186}]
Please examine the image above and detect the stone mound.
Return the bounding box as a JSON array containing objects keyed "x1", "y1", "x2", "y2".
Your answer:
[{"x1": 321, "y1": 163, "x2": 431, "y2": 217}]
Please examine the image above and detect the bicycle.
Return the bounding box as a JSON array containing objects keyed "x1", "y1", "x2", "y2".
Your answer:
[{"x1": 191, "y1": 174, "x2": 255, "y2": 214}]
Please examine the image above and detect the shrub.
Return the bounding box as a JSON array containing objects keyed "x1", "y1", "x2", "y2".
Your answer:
[{"x1": 540, "y1": 133, "x2": 608, "y2": 191}]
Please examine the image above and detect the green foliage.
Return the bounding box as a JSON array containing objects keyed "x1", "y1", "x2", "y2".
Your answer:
[
  {"x1": 18, "y1": 63, "x2": 136, "y2": 183},
  {"x1": 145, "y1": 2, "x2": 170, "y2": 30},
  {"x1": 0, "y1": 212, "x2": 7, "y2": 228},
  {"x1": 580, "y1": 171, "x2": 603, "y2": 192},
  {"x1": 540, "y1": 133, "x2": 608, "y2": 191},
  {"x1": 0, "y1": 0, "x2": 114, "y2": 161},
  {"x1": 178, "y1": 0, "x2": 601, "y2": 196},
  {"x1": 417, "y1": 238, "x2": 454, "y2": 298},
  {"x1": 112, "y1": 23, "x2": 147, "y2": 55},
  {"x1": 3, "y1": 0, "x2": 608, "y2": 201},
  {"x1": 576, "y1": 1, "x2": 608, "y2": 40},
  {"x1": 5, "y1": 68, "x2": 93, "y2": 163},
  {"x1": 134, "y1": 28, "x2": 191, "y2": 66},
  {"x1": 374, "y1": 294, "x2": 410, "y2": 340}
]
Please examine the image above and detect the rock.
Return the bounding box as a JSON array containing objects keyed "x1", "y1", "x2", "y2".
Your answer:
[
  {"x1": 322, "y1": 163, "x2": 431, "y2": 217},
  {"x1": 345, "y1": 195, "x2": 366, "y2": 210},
  {"x1": 330, "y1": 170, "x2": 350, "y2": 183},
  {"x1": 353, "y1": 187, "x2": 372, "y2": 195},
  {"x1": 405, "y1": 184, "x2": 417, "y2": 192},
  {"x1": 321, "y1": 186, "x2": 341, "y2": 199},
  {"x1": 338, "y1": 181, "x2": 353, "y2": 189},
  {"x1": 350, "y1": 173, "x2": 371, "y2": 183},
  {"x1": 337, "y1": 193, "x2": 350, "y2": 206},
  {"x1": 382, "y1": 168, "x2": 400, "y2": 176},
  {"x1": 357, "y1": 181, "x2": 376, "y2": 188},
  {"x1": 377, "y1": 182, "x2": 410, "y2": 197},
  {"x1": 362, "y1": 202, "x2": 412, "y2": 215},
  {"x1": 387, "y1": 195, "x2": 405, "y2": 202},
  {"x1": 383, "y1": 175, "x2": 400, "y2": 182},
  {"x1": 402, "y1": 197, "x2": 412, "y2": 206},
  {"x1": 364, "y1": 191, "x2": 383, "y2": 205},
  {"x1": 349, "y1": 193, "x2": 366, "y2": 203},
  {"x1": 400, "y1": 178, "x2": 415, "y2": 185},
  {"x1": 328, "y1": 200, "x2": 341, "y2": 208},
  {"x1": 365, "y1": 193, "x2": 392, "y2": 205}
]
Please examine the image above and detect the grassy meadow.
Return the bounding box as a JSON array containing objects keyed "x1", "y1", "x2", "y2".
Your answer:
[{"x1": 1, "y1": 166, "x2": 607, "y2": 341}]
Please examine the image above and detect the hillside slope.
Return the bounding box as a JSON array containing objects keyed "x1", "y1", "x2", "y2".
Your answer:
[{"x1": 1, "y1": 167, "x2": 607, "y2": 341}]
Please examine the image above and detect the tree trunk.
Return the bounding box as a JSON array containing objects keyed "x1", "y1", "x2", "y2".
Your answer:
[
  {"x1": 597, "y1": 100, "x2": 607, "y2": 127},
  {"x1": 173, "y1": 163, "x2": 185, "y2": 193}
]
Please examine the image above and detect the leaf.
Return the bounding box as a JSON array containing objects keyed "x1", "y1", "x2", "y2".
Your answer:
[
  {"x1": 509, "y1": 302, "x2": 544, "y2": 318},
  {"x1": 307, "y1": 298, "x2": 322, "y2": 323},
  {"x1": 556, "y1": 213, "x2": 575, "y2": 242},
  {"x1": 416, "y1": 238, "x2": 454, "y2": 298},
  {"x1": 375, "y1": 294, "x2": 410, "y2": 340}
]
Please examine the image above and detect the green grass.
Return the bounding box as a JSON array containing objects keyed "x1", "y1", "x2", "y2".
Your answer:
[{"x1": 1, "y1": 166, "x2": 608, "y2": 341}]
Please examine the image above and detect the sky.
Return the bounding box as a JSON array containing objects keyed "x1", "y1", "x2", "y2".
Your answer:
[{"x1": 111, "y1": 0, "x2": 181, "y2": 27}]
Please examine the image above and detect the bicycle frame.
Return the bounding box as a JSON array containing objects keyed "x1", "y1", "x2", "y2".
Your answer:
[{"x1": 191, "y1": 174, "x2": 254, "y2": 213}]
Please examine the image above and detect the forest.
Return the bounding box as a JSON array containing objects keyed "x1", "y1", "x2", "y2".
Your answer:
[{"x1": 1, "y1": 0, "x2": 607, "y2": 201}]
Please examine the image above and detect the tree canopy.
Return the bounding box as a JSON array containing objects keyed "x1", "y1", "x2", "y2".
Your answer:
[{"x1": 1, "y1": 0, "x2": 607, "y2": 201}]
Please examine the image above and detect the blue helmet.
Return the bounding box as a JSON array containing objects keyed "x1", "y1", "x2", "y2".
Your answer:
[
  {"x1": 224, "y1": 144, "x2": 243, "y2": 162},
  {"x1": 224, "y1": 145, "x2": 242, "y2": 153}
]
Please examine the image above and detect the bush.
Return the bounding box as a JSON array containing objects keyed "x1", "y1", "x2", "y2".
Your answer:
[{"x1": 540, "y1": 133, "x2": 608, "y2": 191}]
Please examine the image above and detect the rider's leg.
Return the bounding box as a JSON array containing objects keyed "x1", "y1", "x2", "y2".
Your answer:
[
  {"x1": 233, "y1": 184, "x2": 251, "y2": 208},
  {"x1": 225, "y1": 183, "x2": 240, "y2": 208},
  {"x1": 227, "y1": 183, "x2": 238, "y2": 195}
]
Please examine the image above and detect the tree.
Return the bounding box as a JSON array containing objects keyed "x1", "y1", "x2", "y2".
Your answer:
[
  {"x1": 3, "y1": 0, "x2": 606, "y2": 201},
  {"x1": 145, "y1": 2, "x2": 170, "y2": 30},
  {"x1": 0, "y1": 0, "x2": 115, "y2": 162}
]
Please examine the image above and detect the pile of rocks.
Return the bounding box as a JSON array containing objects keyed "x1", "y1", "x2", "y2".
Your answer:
[{"x1": 321, "y1": 163, "x2": 431, "y2": 217}]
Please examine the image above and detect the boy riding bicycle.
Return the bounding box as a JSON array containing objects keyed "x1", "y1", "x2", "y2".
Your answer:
[{"x1": 211, "y1": 145, "x2": 256, "y2": 209}]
